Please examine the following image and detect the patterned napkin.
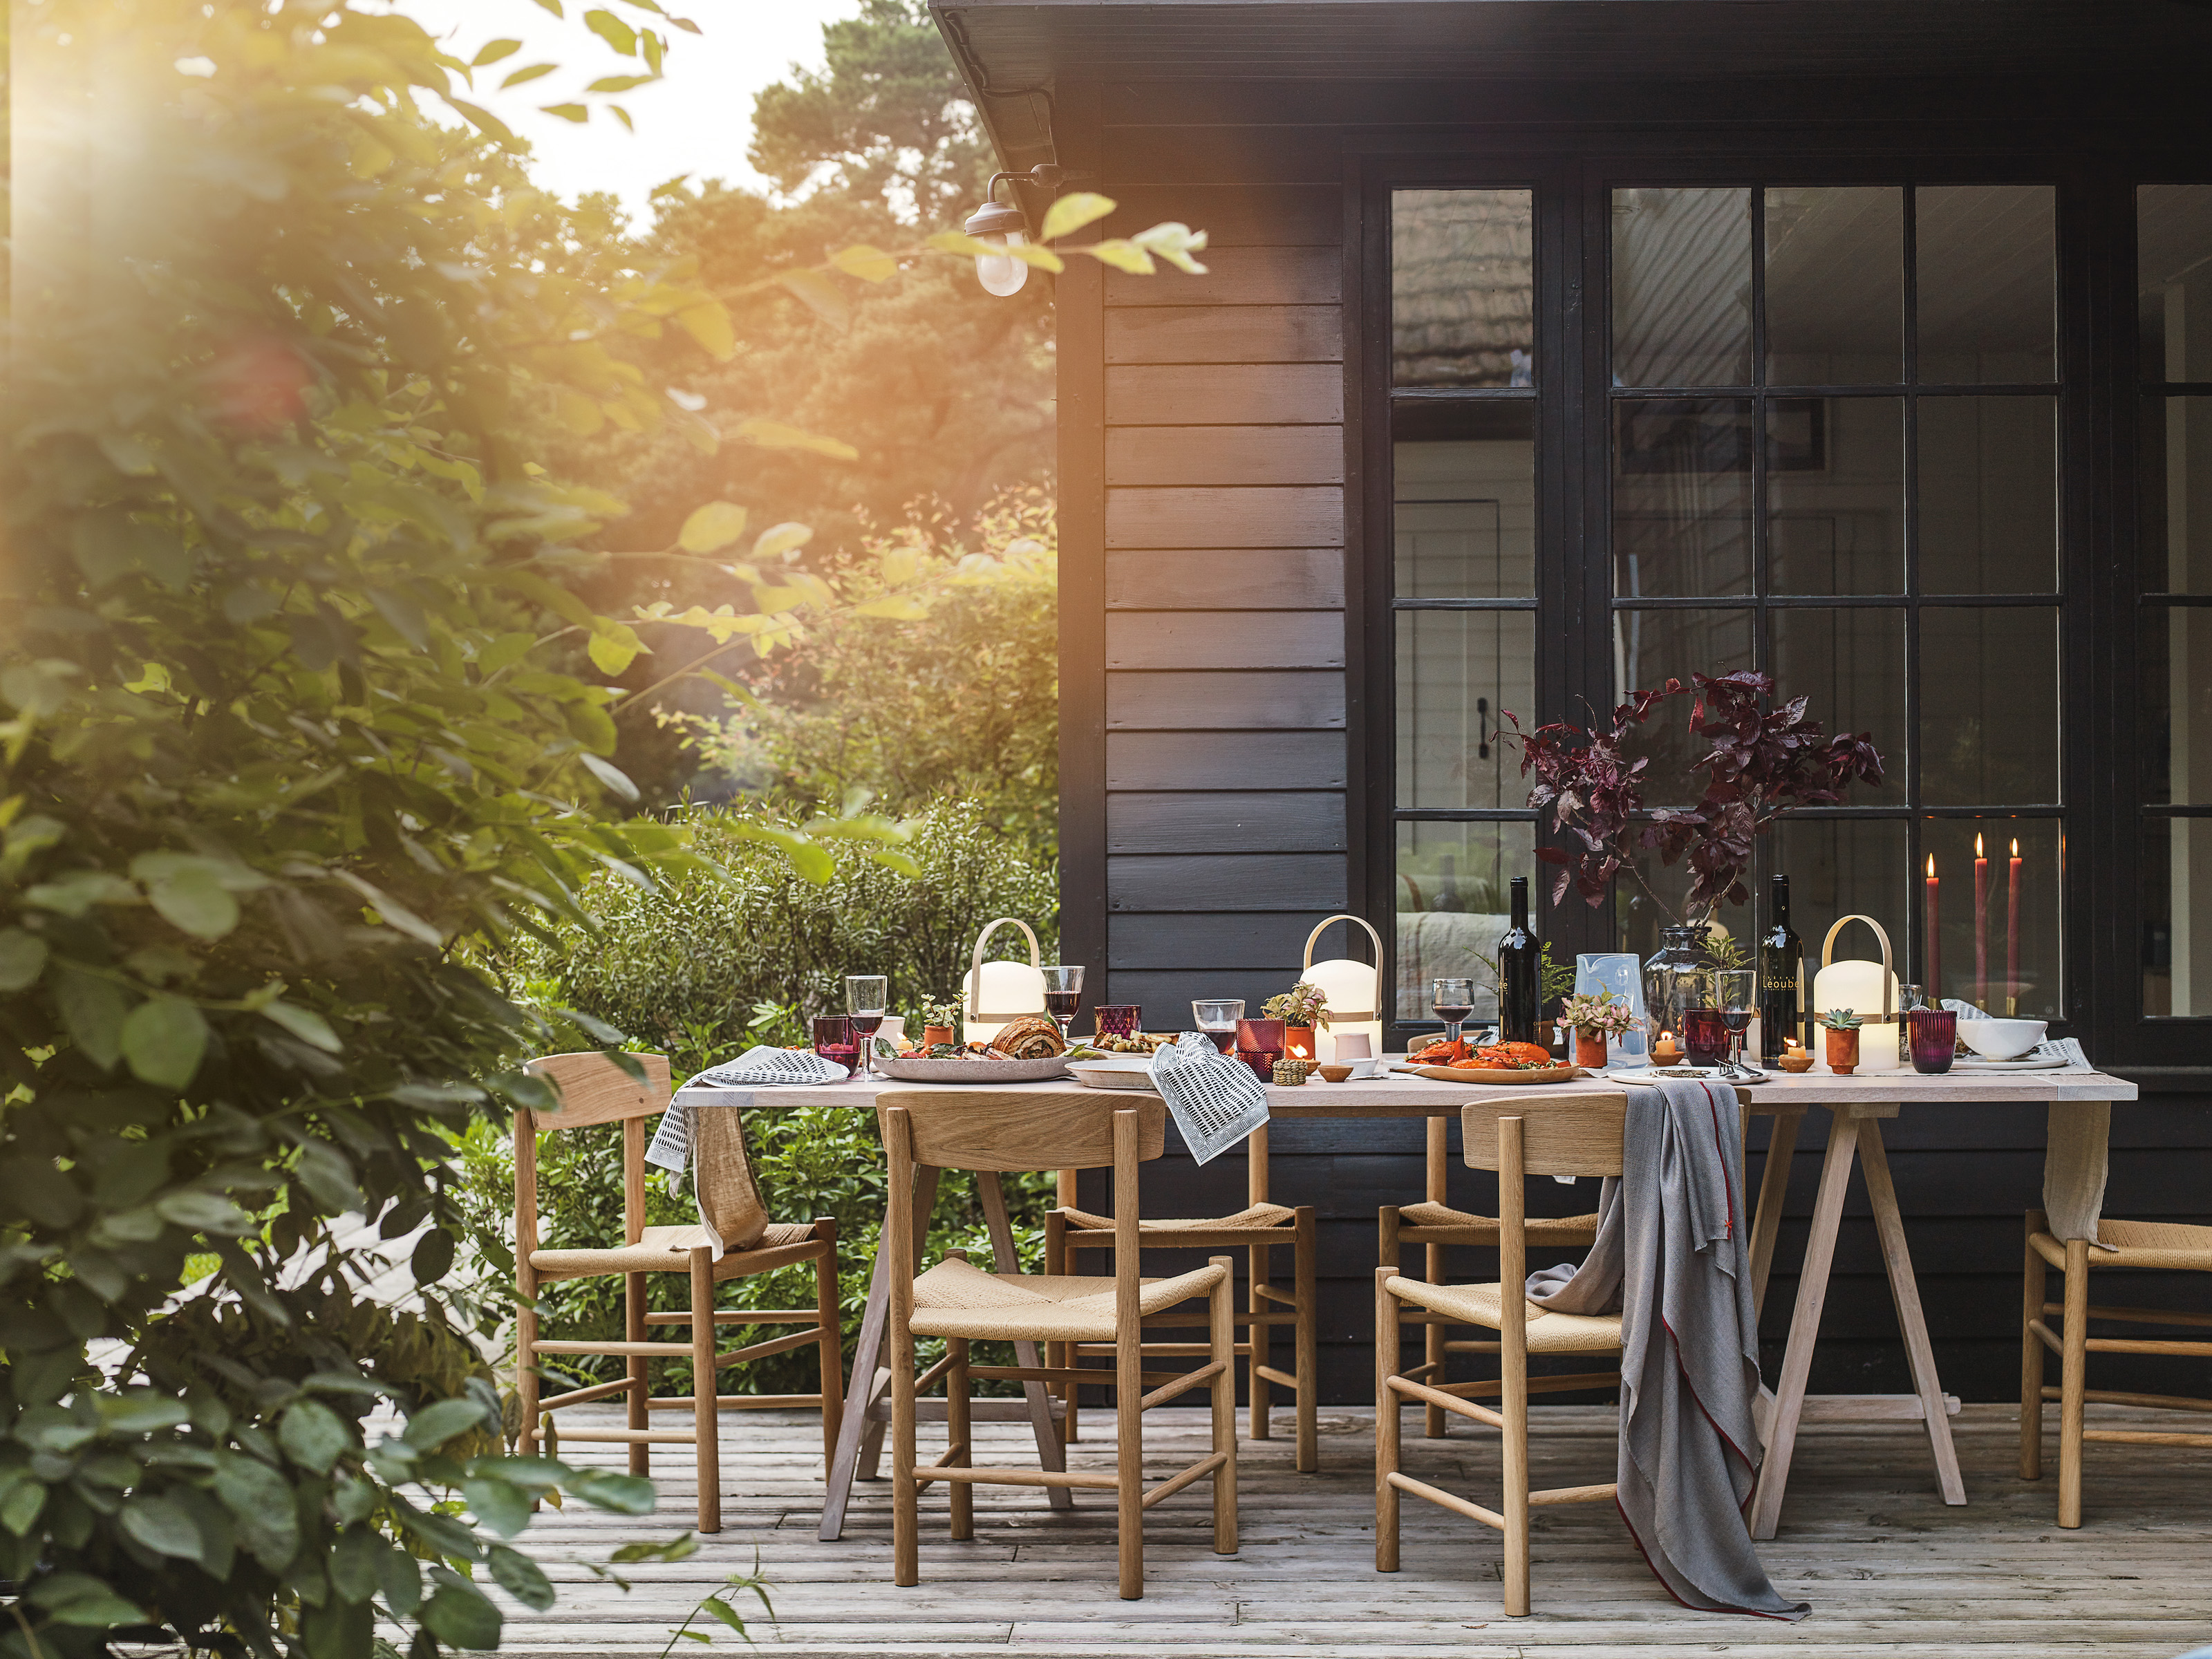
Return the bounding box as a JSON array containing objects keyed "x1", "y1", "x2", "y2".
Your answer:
[
  {"x1": 645, "y1": 1045, "x2": 849, "y2": 1173},
  {"x1": 1146, "y1": 1031, "x2": 1270, "y2": 1166}
]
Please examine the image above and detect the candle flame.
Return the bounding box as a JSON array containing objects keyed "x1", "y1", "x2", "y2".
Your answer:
[
  {"x1": 1976, "y1": 833, "x2": 1985, "y2": 858},
  {"x1": 2012, "y1": 838, "x2": 2020, "y2": 857},
  {"x1": 1927, "y1": 854, "x2": 1936, "y2": 878}
]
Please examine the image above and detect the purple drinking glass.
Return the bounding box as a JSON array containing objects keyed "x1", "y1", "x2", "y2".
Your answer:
[
  {"x1": 1681, "y1": 1007, "x2": 1728, "y2": 1067},
  {"x1": 1909, "y1": 1009, "x2": 1958, "y2": 1075},
  {"x1": 812, "y1": 1015, "x2": 859, "y2": 1078},
  {"x1": 1096, "y1": 1004, "x2": 1143, "y2": 1040}
]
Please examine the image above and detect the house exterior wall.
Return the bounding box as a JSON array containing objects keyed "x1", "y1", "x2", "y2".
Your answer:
[{"x1": 1055, "y1": 76, "x2": 2212, "y2": 1405}]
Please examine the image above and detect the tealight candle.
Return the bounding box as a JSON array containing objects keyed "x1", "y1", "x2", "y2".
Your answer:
[{"x1": 1653, "y1": 1030, "x2": 1681, "y2": 1065}]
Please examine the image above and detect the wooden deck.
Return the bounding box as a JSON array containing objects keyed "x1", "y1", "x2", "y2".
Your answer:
[{"x1": 494, "y1": 1403, "x2": 2212, "y2": 1656}]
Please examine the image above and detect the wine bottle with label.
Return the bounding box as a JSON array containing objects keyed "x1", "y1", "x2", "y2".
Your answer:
[
  {"x1": 1760, "y1": 872, "x2": 1802, "y2": 1061},
  {"x1": 1498, "y1": 875, "x2": 1540, "y2": 1044}
]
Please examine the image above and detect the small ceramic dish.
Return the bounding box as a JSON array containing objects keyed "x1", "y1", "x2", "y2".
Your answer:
[
  {"x1": 1065, "y1": 1058, "x2": 1159, "y2": 1091},
  {"x1": 1316, "y1": 1062, "x2": 1354, "y2": 1082},
  {"x1": 1956, "y1": 1018, "x2": 2048, "y2": 1061}
]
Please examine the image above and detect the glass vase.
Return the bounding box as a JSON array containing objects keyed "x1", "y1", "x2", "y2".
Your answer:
[{"x1": 1642, "y1": 924, "x2": 1714, "y2": 1056}]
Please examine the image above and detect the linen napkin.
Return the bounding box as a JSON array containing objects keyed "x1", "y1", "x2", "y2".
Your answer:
[
  {"x1": 634, "y1": 1046, "x2": 848, "y2": 1254},
  {"x1": 1146, "y1": 1031, "x2": 1270, "y2": 1166},
  {"x1": 644, "y1": 1045, "x2": 849, "y2": 1173}
]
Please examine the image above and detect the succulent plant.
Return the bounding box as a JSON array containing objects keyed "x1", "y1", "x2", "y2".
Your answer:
[{"x1": 1819, "y1": 1009, "x2": 1864, "y2": 1031}]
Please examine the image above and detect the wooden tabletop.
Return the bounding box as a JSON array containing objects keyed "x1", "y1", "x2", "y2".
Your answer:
[{"x1": 675, "y1": 1061, "x2": 2137, "y2": 1116}]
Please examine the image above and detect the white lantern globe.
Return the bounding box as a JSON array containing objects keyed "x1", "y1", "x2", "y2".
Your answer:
[
  {"x1": 962, "y1": 917, "x2": 1048, "y2": 1048},
  {"x1": 1810, "y1": 914, "x2": 1902, "y2": 1073},
  {"x1": 1300, "y1": 914, "x2": 1386, "y2": 1063}
]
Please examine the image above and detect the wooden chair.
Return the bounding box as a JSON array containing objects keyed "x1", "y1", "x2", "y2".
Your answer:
[
  {"x1": 1049, "y1": 1123, "x2": 1320, "y2": 1468},
  {"x1": 2019, "y1": 1208, "x2": 2212, "y2": 1526},
  {"x1": 880, "y1": 1089, "x2": 1236, "y2": 1598},
  {"x1": 513, "y1": 1052, "x2": 843, "y2": 1533},
  {"x1": 1375, "y1": 1096, "x2": 1627, "y2": 1616}
]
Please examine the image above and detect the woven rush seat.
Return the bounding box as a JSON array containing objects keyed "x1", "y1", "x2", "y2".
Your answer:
[
  {"x1": 1060, "y1": 1201, "x2": 1295, "y2": 1232},
  {"x1": 910, "y1": 1255, "x2": 1228, "y2": 1342},
  {"x1": 1385, "y1": 1274, "x2": 1624, "y2": 1355},
  {"x1": 530, "y1": 1221, "x2": 821, "y2": 1281},
  {"x1": 2032, "y1": 1217, "x2": 2212, "y2": 1271},
  {"x1": 1397, "y1": 1202, "x2": 1602, "y2": 1241}
]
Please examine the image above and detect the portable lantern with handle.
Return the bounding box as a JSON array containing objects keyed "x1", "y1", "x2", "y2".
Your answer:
[
  {"x1": 1301, "y1": 913, "x2": 1386, "y2": 1063},
  {"x1": 962, "y1": 917, "x2": 1048, "y2": 1047},
  {"x1": 1811, "y1": 914, "x2": 1902, "y2": 1074}
]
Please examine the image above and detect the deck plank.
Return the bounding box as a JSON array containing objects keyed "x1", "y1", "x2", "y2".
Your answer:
[{"x1": 482, "y1": 1404, "x2": 2212, "y2": 1657}]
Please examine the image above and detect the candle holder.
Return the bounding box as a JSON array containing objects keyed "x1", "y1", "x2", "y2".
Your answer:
[
  {"x1": 1235, "y1": 1018, "x2": 1285, "y2": 1080},
  {"x1": 1095, "y1": 1004, "x2": 1143, "y2": 1040},
  {"x1": 1908, "y1": 1009, "x2": 1958, "y2": 1075}
]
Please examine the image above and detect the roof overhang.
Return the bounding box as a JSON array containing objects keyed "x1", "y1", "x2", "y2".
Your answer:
[{"x1": 931, "y1": 0, "x2": 2212, "y2": 176}]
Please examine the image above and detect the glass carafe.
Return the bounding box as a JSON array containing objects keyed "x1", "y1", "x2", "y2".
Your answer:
[{"x1": 1642, "y1": 924, "x2": 1713, "y2": 1060}]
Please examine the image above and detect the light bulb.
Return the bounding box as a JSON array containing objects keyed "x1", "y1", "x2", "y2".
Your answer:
[{"x1": 974, "y1": 229, "x2": 1029, "y2": 297}]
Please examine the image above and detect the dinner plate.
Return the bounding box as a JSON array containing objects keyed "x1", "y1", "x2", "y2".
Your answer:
[
  {"x1": 1066, "y1": 1058, "x2": 1159, "y2": 1092},
  {"x1": 874, "y1": 1056, "x2": 1071, "y2": 1084},
  {"x1": 1951, "y1": 1055, "x2": 2073, "y2": 1072},
  {"x1": 1607, "y1": 1066, "x2": 1774, "y2": 1085},
  {"x1": 1392, "y1": 1062, "x2": 1588, "y2": 1086}
]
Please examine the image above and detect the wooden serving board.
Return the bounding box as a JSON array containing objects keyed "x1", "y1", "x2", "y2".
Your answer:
[{"x1": 1392, "y1": 1062, "x2": 1589, "y2": 1086}]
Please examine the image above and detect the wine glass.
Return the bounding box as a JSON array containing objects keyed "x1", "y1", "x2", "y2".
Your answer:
[
  {"x1": 845, "y1": 975, "x2": 888, "y2": 1080},
  {"x1": 1192, "y1": 998, "x2": 1244, "y2": 1053},
  {"x1": 1716, "y1": 968, "x2": 1758, "y2": 1078},
  {"x1": 1042, "y1": 965, "x2": 1085, "y2": 1044},
  {"x1": 1432, "y1": 977, "x2": 1476, "y2": 1051}
]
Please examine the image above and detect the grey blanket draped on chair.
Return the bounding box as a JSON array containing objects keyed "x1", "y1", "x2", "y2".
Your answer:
[{"x1": 1525, "y1": 1078, "x2": 1809, "y2": 1620}]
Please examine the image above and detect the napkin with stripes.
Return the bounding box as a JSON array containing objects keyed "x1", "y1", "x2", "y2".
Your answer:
[
  {"x1": 1147, "y1": 1031, "x2": 1270, "y2": 1166},
  {"x1": 644, "y1": 1046, "x2": 849, "y2": 1172}
]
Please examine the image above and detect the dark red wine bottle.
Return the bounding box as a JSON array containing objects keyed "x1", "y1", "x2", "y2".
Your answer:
[
  {"x1": 1498, "y1": 876, "x2": 1540, "y2": 1044},
  {"x1": 1760, "y1": 873, "x2": 1802, "y2": 1062}
]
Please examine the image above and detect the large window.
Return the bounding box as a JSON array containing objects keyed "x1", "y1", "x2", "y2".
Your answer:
[{"x1": 1385, "y1": 178, "x2": 2074, "y2": 1033}]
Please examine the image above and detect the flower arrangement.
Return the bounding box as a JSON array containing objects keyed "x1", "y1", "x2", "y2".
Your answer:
[
  {"x1": 921, "y1": 994, "x2": 964, "y2": 1029},
  {"x1": 1558, "y1": 988, "x2": 1641, "y2": 1037},
  {"x1": 1264, "y1": 982, "x2": 1331, "y2": 1029},
  {"x1": 1494, "y1": 671, "x2": 1884, "y2": 927}
]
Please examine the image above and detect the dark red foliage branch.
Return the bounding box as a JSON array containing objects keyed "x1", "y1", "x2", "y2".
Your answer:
[{"x1": 1494, "y1": 671, "x2": 1884, "y2": 923}]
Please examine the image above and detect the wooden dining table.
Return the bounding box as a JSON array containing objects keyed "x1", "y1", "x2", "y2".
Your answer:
[{"x1": 675, "y1": 1059, "x2": 2137, "y2": 1542}]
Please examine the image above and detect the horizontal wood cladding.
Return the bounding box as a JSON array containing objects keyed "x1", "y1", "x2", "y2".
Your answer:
[
  {"x1": 1106, "y1": 484, "x2": 1343, "y2": 549},
  {"x1": 1105, "y1": 970, "x2": 1317, "y2": 1024},
  {"x1": 1105, "y1": 610, "x2": 1343, "y2": 671},
  {"x1": 1097, "y1": 124, "x2": 1342, "y2": 186},
  {"x1": 1108, "y1": 791, "x2": 1346, "y2": 855},
  {"x1": 1109, "y1": 910, "x2": 1342, "y2": 971},
  {"x1": 1107, "y1": 548, "x2": 1344, "y2": 610},
  {"x1": 1105, "y1": 305, "x2": 1341, "y2": 365},
  {"x1": 1107, "y1": 729, "x2": 1347, "y2": 789},
  {"x1": 1106, "y1": 364, "x2": 1342, "y2": 427},
  {"x1": 1107, "y1": 426, "x2": 1342, "y2": 487},
  {"x1": 1109, "y1": 853, "x2": 1347, "y2": 912},
  {"x1": 1106, "y1": 669, "x2": 1344, "y2": 730},
  {"x1": 1102, "y1": 183, "x2": 1339, "y2": 247},
  {"x1": 1105, "y1": 246, "x2": 1339, "y2": 308}
]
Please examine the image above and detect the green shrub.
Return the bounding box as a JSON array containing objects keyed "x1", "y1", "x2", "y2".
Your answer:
[{"x1": 453, "y1": 798, "x2": 1061, "y2": 1395}]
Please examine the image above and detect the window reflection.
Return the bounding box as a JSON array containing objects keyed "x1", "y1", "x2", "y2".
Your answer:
[
  {"x1": 2138, "y1": 185, "x2": 2212, "y2": 384},
  {"x1": 1765, "y1": 187, "x2": 1904, "y2": 386},
  {"x1": 1396, "y1": 610, "x2": 1536, "y2": 811},
  {"x1": 1768, "y1": 397, "x2": 1904, "y2": 594},
  {"x1": 1611, "y1": 606, "x2": 1754, "y2": 805},
  {"x1": 1917, "y1": 185, "x2": 2056, "y2": 384},
  {"x1": 2139, "y1": 395, "x2": 2212, "y2": 594},
  {"x1": 2145, "y1": 817, "x2": 2212, "y2": 1017},
  {"x1": 1394, "y1": 402, "x2": 1535, "y2": 597},
  {"x1": 1613, "y1": 188, "x2": 1752, "y2": 388},
  {"x1": 1771, "y1": 816, "x2": 1910, "y2": 987},
  {"x1": 2143, "y1": 607, "x2": 2212, "y2": 807},
  {"x1": 1393, "y1": 189, "x2": 1535, "y2": 388},
  {"x1": 1394, "y1": 821, "x2": 1535, "y2": 1022},
  {"x1": 1920, "y1": 608, "x2": 2059, "y2": 805},
  {"x1": 1918, "y1": 395, "x2": 2058, "y2": 593},
  {"x1": 1771, "y1": 608, "x2": 1907, "y2": 805},
  {"x1": 1920, "y1": 818, "x2": 2061, "y2": 1018},
  {"x1": 1613, "y1": 399, "x2": 1754, "y2": 597}
]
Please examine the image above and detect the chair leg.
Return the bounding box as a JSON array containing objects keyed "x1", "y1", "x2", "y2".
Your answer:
[
  {"x1": 1501, "y1": 1318, "x2": 1530, "y2": 1616},
  {"x1": 2020, "y1": 1211, "x2": 2046, "y2": 1481},
  {"x1": 516, "y1": 1285, "x2": 541, "y2": 1458},
  {"x1": 1118, "y1": 1297, "x2": 1145, "y2": 1600},
  {"x1": 946, "y1": 1337, "x2": 973, "y2": 1541},
  {"x1": 1293, "y1": 1206, "x2": 1318, "y2": 1474},
  {"x1": 1210, "y1": 1257, "x2": 1238, "y2": 1556},
  {"x1": 690, "y1": 1248, "x2": 721, "y2": 1535},
  {"x1": 2059, "y1": 1237, "x2": 2089, "y2": 1528},
  {"x1": 626, "y1": 1270, "x2": 650, "y2": 1478},
  {"x1": 814, "y1": 1221, "x2": 845, "y2": 1469},
  {"x1": 1374, "y1": 1267, "x2": 1400, "y2": 1573},
  {"x1": 1046, "y1": 1210, "x2": 1076, "y2": 1445},
  {"x1": 1249, "y1": 1237, "x2": 1272, "y2": 1441},
  {"x1": 893, "y1": 1318, "x2": 919, "y2": 1585}
]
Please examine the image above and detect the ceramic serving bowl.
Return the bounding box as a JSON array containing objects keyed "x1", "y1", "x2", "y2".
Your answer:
[
  {"x1": 1957, "y1": 1018, "x2": 2047, "y2": 1060},
  {"x1": 1065, "y1": 1058, "x2": 1158, "y2": 1091},
  {"x1": 876, "y1": 1055, "x2": 1071, "y2": 1084}
]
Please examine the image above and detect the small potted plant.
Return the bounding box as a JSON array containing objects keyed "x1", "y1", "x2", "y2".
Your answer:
[
  {"x1": 920, "y1": 995, "x2": 962, "y2": 1050},
  {"x1": 1263, "y1": 982, "x2": 1329, "y2": 1062},
  {"x1": 1819, "y1": 1009, "x2": 1863, "y2": 1075},
  {"x1": 1557, "y1": 989, "x2": 1639, "y2": 1070}
]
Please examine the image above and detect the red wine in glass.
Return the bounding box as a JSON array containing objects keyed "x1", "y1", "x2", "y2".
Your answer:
[
  {"x1": 1044, "y1": 989, "x2": 1081, "y2": 1021},
  {"x1": 1432, "y1": 1003, "x2": 1475, "y2": 1025}
]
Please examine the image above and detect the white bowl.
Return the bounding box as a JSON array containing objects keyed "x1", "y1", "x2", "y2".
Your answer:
[
  {"x1": 1066, "y1": 1058, "x2": 1158, "y2": 1092},
  {"x1": 1957, "y1": 1018, "x2": 2047, "y2": 1061}
]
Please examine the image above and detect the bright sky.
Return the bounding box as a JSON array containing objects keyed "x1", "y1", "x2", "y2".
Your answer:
[{"x1": 392, "y1": 0, "x2": 864, "y2": 223}]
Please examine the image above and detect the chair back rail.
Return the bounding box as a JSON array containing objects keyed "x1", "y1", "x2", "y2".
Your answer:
[
  {"x1": 1459, "y1": 1092, "x2": 1629, "y2": 1179},
  {"x1": 517, "y1": 1052, "x2": 673, "y2": 1255},
  {"x1": 876, "y1": 1089, "x2": 1165, "y2": 1172}
]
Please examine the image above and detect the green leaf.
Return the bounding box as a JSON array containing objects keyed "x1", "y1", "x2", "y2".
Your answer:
[
  {"x1": 472, "y1": 37, "x2": 523, "y2": 66},
  {"x1": 422, "y1": 1568, "x2": 503, "y2": 1651},
  {"x1": 608, "y1": 1531, "x2": 697, "y2": 1563},
  {"x1": 155, "y1": 1190, "x2": 252, "y2": 1234},
  {"x1": 677, "y1": 501, "x2": 748, "y2": 554},
  {"x1": 280, "y1": 1398, "x2": 353, "y2": 1474},
  {"x1": 54, "y1": 965, "x2": 129, "y2": 1071},
  {"x1": 96, "y1": 1393, "x2": 190, "y2": 1435},
  {"x1": 410, "y1": 1228, "x2": 457, "y2": 1287},
  {"x1": 215, "y1": 1452, "x2": 301, "y2": 1572},
  {"x1": 829, "y1": 244, "x2": 897, "y2": 283},
  {"x1": 404, "y1": 1396, "x2": 489, "y2": 1451},
  {"x1": 565, "y1": 1468, "x2": 656, "y2": 1514},
  {"x1": 445, "y1": 99, "x2": 516, "y2": 146},
  {"x1": 752, "y1": 522, "x2": 815, "y2": 561},
  {"x1": 377, "y1": 1535, "x2": 423, "y2": 1615},
  {"x1": 587, "y1": 74, "x2": 657, "y2": 93},
  {"x1": 1080, "y1": 238, "x2": 1157, "y2": 274},
  {"x1": 140, "y1": 861, "x2": 242, "y2": 939},
  {"x1": 774, "y1": 269, "x2": 850, "y2": 330},
  {"x1": 120, "y1": 1494, "x2": 206, "y2": 1562},
  {"x1": 579, "y1": 752, "x2": 640, "y2": 802},
  {"x1": 1040, "y1": 190, "x2": 1117, "y2": 242},
  {"x1": 674, "y1": 302, "x2": 735, "y2": 361},
  {"x1": 734, "y1": 417, "x2": 856, "y2": 462},
  {"x1": 260, "y1": 998, "x2": 344, "y2": 1053},
  {"x1": 586, "y1": 623, "x2": 644, "y2": 677},
  {"x1": 583, "y1": 8, "x2": 639, "y2": 54},
  {"x1": 701, "y1": 1597, "x2": 749, "y2": 1633},
  {"x1": 500, "y1": 62, "x2": 556, "y2": 88},
  {"x1": 2, "y1": 1477, "x2": 47, "y2": 1536},
  {"x1": 541, "y1": 102, "x2": 590, "y2": 123},
  {"x1": 122, "y1": 997, "x2": 209, "y2": 1089},
  {"x1": 26, "y1": 1572, "x2": 145, "y2": 1627},
  {"x1": 531, "y1": 0, "x2": 564, "y2": 14},
  {"x1": 487, "y1": 1542, "x2": 556, "y2": 1609},
  {"x1": 465, "y1": 1477, "x2": 531, "y2": 1539},
  {"x1": 0, "y1": 928, "x2": 49, "y2": 991}
]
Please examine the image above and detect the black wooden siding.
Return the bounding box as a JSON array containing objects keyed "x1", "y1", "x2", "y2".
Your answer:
[{"x1": 1056, "y1": 77, "x2": 2212, "y2": 1405}]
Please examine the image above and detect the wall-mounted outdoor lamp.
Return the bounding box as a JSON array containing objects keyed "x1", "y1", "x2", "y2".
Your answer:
[{"x1": 962, "y1": 164, "x2": 1076, "y2": 297}]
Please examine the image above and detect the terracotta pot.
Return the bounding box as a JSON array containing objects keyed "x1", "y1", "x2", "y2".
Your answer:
[
  {"x1": 922, "y1": 1024, "x2": 955, "y2": 1048},
  {"x1": 1282, "y1": 1024, "x2": 1316, "y2": 1061},
  {"x1": 1824, "y1": 1027, "x2": 1860, "y2": 1074},
  {"x1": 1573, "y1": 1031, "x2": 1609, "y2": 1070}
]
